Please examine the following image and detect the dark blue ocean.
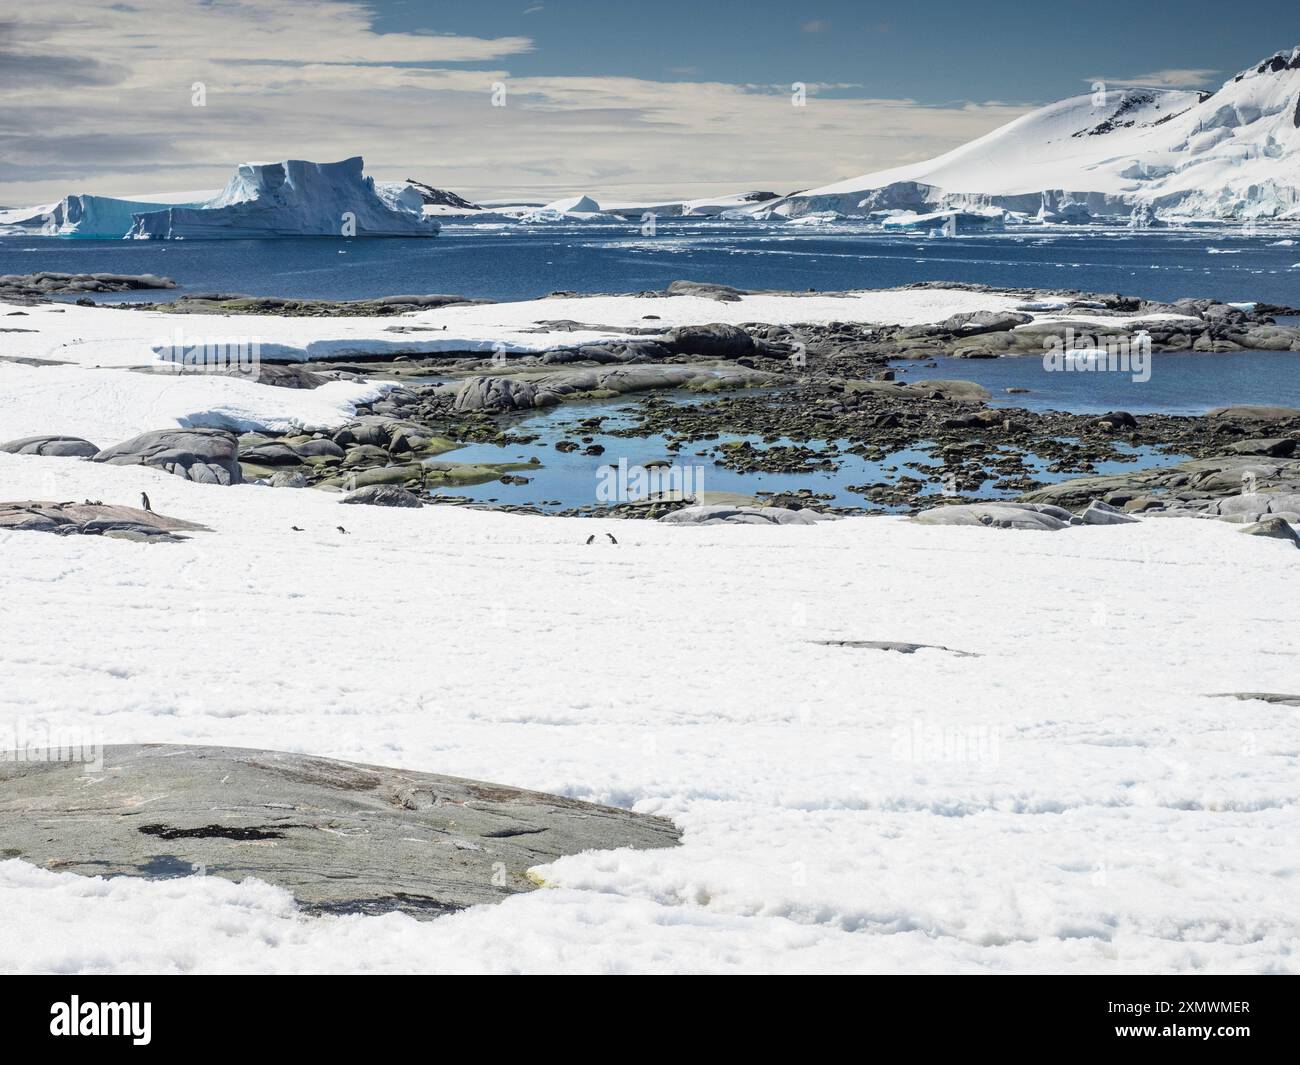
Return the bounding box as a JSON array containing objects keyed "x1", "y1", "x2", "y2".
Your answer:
[{"x1": 3, "y1": 221, "x2": 1298, "y2": 305}]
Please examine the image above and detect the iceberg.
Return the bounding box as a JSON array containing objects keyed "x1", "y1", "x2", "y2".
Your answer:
[
  {"x1": 0, "y1": 194, "x2": 207, "y2": 238},
  {"x1": 127, "y1": 157, "x2": 439, "y2": 239},
  {"x1": 518, "y1": 194, "x2": 608, "y2": 221}
]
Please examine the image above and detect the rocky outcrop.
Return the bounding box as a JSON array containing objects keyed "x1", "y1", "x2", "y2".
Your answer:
[
  {"x1": 659, "y1": 504, "x2": 820, "y2": 526},
  {"x1": 0, "y1": 745, "x2": 680, "y2": 918},
  {"x1": 0, "y1": 272, "x2": 175, "y2": 302},
  {"x1": 449, "y1": 365, "x2": 772, "y2": 413},
  {"x1": 0, "y1": 501, "x2": 207, "y2": 541},
  {"x1": 1239, "y1": 516, "x2": 1300, "y2": 547},
  {"x1": 0, "y1": 435, "x2": 99, "y2": 458},
  {"x1": 94, "y1": 429, "x2": 242, "y2": 485},
  {"x1": 340, "y1": 485, "x2": 424, "y2": 508},
  {"x1": 914, "y1": 502, "x2": 1074, "y2": 530},
  {"x1": 663, "y1": 324, "x2": 757, "y2": 357}
]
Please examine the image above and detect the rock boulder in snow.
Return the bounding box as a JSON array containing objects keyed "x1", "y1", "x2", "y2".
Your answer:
[
  {"x1": 660, "y1": 505, "x2": 819, "y2": 526},
  {"x1": 1239, "y1": 516, "x2": 1300, "y2": 547},
  {"x1": 340, "y1": 485, "x2": 424, "y2": 508},
  {"x1": 1, "y1": 435, "x2": 100, "y2": 458},
  {"x1": 914, "y1": 502, "x2": 1073, "y2": 530},
  {"x1": 94, "y1": 428, "x2": 243, "y2": 485}
]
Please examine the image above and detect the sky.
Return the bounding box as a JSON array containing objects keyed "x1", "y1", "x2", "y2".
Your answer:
[{"x1": 1, "y1": 0, "x2": 1297, "y2": 206}]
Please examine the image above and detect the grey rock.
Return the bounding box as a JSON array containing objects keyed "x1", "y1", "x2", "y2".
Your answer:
[
  {"x1": 453, "y1": 376, "x2": 541, "y2": 413},
  {"x1": 0, "y1": 435, "x2": 100, "y2": 458},
  {"x1": 662, "y1": 323, "x2": 757, "y2": 358},
  {"x1": 0, "y1": 745, "x2": 679, "y2": 919},
  {"x1": 1080, "y1": 499, "x2": 1140, "y2": 525},
  {"x1": 1205, "y1": 692, "x2": 1300, "y2": 707},
  {"x1": 269, "y1": 471, "x2": 309, "y2": 488},
  {"x1": 238, "y1": 442, "x2": 302, "y2": 466},
  {"x1": 94, "y1": 428, "x2": 242, "y2": 485},
  {"x1": 0, "y1": 501, "x2": 207, "y2": 540},
  {"x1": 291, "y1": 438, "x2": 346, "y2": 460},
  {"x1": 914, "y1": 502, "x2": 1071, "y2": 531},
  {"x1": 814, "y1": 640, "x2": 980, "y2": 658},
  {"x1": 1208, "y1": 405, "x2": 1300, "y2": 423},
  {"x1": 937, "y1": 309, "x2": 1033, "y2": 335},
  {"x1": 341, "y1": 485, "x2": 424, "y2": 508},
  {"x1": 664, "y1": 280, "x2": 750, "y2": 301},
  {"x1": 659, "y1": 504, "x2": 819, "y2": 526},
  {"x1": 1238, "y1": 516, "x2": 1300, "y2": 547},
  {"x1": 1224, "y1": 438, "x2": 1297, "y2": 457}
]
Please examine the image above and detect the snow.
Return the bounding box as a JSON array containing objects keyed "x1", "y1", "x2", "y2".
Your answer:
[
  {"x1": 127, "y1": 157, "x2": 439, "y2": 239},
  {"x1": 1, "y1": 292, "x2": 1295, "y2": 972},
  {"x1": 775, "y1": 47, "x2": 1300, "y2": 222},
  {"x1": 0, "y1": 451, "x2": 1297, "y2": 973},
  {"x1": 0, "y1": 363, "x2": 391, "y2": 444}
]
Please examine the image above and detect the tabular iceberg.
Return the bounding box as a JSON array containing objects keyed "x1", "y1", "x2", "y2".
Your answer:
[
  {"x1": 127, "y1": 157, "x2": 439, "y2": 239},
  {"x1": 766, "y1": 46, "x2": 1300, "y2": 223},
  {"x1": 0, "y1": 194, "x2": 207, "y2": 238}
]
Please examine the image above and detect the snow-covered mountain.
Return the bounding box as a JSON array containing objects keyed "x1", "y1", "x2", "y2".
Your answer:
[
  {"x1": 128, "y1": 157, "x2": 438, "y2": 239},
  {"x1": 772, "y1": 47, "x2": 1300, "y2": 222},
  {"x1": 397, "y1": 179, "x2": 482, "y2": 212}
]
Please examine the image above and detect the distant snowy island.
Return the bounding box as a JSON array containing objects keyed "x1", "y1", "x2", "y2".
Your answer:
[{"x1": 2, "y1": 46, "x2": 1299, "y2": 240}]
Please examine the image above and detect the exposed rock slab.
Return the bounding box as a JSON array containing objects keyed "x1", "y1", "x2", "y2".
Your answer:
[
  {"x1": 1239, "y1": 516, "x2": 1300, "y2": 547},
  {"x1": 660, "y1": 504, "x2": 820, "y2": 526},
  {"x1": 0, "y1": 501, "x2": 207, "y2": 541},
  {"x1": 814, "y1": 640, "x2": 981, "y2": 658},
  {"x1": 0, "y1": 271, "x2": 175, "y2": 302},
  {"x1": 1206, "y1": 692, "x2": 1300, "y2": 707},
  {"x1": 0, "y1": 745, "x2": 680, "y2": 918},
  {"x1": 914, "y1": 502, "x2": 1073, "y2": 530},
  {"x1": 0, "y1": 435, "x2": 100, "y2": 458},
  {"x1": 340, "y1": 485, "x2": 424, "y2": 508}
]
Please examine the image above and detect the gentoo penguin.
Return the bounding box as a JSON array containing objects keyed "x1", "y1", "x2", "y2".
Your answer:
[{"x1": 140, "y1": 492, "x2": 152, "y2": 512}]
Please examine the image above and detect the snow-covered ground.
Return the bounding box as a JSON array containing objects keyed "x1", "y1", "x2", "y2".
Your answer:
[
  {"x1": 0, "y1": 291, "x2": 1295, "y2": 973},
  {"x1": 1, "y1": 452, "x2": 1297, "y2": 973}
]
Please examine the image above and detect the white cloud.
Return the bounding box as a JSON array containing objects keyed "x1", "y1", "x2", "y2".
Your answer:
[
  {"x1": 1087, "y1": 68, "x2": 1221, "y2": 90},
  {"x1": 0, "y1": 0, "x2": 1030, "y2": 205}
]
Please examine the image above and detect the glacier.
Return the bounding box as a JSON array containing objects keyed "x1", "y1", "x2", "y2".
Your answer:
[
  {"x1": 765, "y1": 46, "x2": 1300, "y2": 223},
  {"x1": 127, "y1": 157, "x2": 439, "y2": 239}
]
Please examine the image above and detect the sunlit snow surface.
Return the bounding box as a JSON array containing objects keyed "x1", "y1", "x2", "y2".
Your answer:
[
  {"x1": 0, "y1": 293, "x2": 1297, "y2": 974},
  {"x1": 0, "y1": 453, "x2": 1297, "y2": 973}
]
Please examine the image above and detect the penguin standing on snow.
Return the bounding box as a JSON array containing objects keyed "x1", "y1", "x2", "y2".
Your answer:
[{"x1": 140, "y1": 492, "x2": 152, "y2": 513}]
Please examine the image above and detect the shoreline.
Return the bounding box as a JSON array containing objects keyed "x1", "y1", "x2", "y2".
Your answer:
[{"x1": 2, "y1": 274, "x2": 1298, "y2": 524}]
